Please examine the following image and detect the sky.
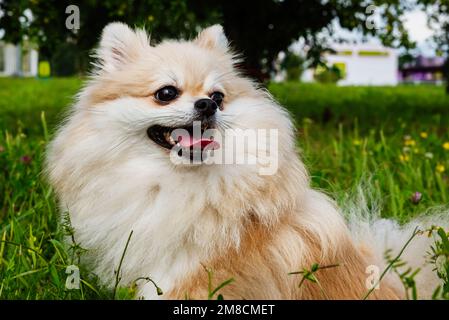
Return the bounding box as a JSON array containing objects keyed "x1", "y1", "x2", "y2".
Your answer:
[{"x1": 403, "y1": 9, "x2": 436, "y2": 55}]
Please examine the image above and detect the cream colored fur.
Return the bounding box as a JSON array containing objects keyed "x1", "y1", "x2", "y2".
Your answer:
[{"x1": 46, "y1": 23, "x2": 446, "y2": 299}]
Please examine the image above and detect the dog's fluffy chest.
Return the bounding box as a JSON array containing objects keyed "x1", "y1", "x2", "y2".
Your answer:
[{"x1": 63, "y1": 166, "x2": 252, "y2": 296}]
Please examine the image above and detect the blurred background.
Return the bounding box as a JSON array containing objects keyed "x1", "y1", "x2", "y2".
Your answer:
[
  {"x1": 1, "y1": 0, "x2": 449, "y2": 299},
  {"x1": 0, "y1": 0, "x2": 448, "y2": 87}
]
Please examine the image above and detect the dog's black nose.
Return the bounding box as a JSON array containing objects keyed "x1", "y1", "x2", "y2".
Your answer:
[{"x1": 194, "y1": 98, "x2": 217, "y2": 116}]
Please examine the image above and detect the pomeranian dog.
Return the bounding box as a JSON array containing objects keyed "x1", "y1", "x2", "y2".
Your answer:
[{"x1": 46, "y1": 23, "x2": 446, "y2": 299}]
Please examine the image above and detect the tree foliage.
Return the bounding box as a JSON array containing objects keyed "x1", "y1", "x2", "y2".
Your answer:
[
  {"x1": 417, "y1": 0, "x2": 449, "y2": 92},
  {"x1": 0, "y1": 0, "x2": 433, "y2": 80},
  {"x1": 280, "y1": 51, "x2": 305, "y2": 81}
]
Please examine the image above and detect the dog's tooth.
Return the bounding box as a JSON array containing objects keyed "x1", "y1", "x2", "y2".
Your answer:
[{"x1": 164, "y1": 131, "x2": 175, "y2": 145}]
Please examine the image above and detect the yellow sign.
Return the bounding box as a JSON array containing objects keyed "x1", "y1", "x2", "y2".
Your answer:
[
  {"x1": 336, "y1": 50, "x2": 352, "y2": 56},
  {"x1": 358, "y1": 50, "x2": 389, "y2": 57},
  {"x1": 333, "y1": 62, "x2": 347, "y2": 79},
  {"x1": 39, "y1": 61, "x2": 51, "y2": 77}
]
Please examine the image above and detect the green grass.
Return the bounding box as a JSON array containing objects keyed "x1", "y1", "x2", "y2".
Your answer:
[
  {"x1": 269, "y1": 82, "x2": 449, "y2": 220},
  {"x1": 0, "y1": 78, "x2": 81, "y2": 136},
  {"x1": 270, "y1": 82, "x2": 449, "y2": 128},
  {"x1": 0, "y1": 78, "x2": 448, "y2": 299}
]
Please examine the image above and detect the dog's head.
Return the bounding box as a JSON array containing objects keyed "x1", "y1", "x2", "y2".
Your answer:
[{"x1": 70, "y1": 23, "x2": 294, "y2": 174}]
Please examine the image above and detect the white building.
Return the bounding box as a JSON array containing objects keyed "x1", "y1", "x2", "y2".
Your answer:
[
  {"x1": 302, "y1": 43, "x2": 398, "y2": 86},
  {"x1": 0, "y1": 42, "x2": 39, "y2": 77}
]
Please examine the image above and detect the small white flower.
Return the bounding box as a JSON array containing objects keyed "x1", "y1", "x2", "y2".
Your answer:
[{"x1": 425, "y1": 152, "x2": 434, "y2": 159}]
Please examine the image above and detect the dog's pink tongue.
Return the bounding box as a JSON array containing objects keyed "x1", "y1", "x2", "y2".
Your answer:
[{"x1": 178, "y1": 134, "x2": 220, "y2": 150}]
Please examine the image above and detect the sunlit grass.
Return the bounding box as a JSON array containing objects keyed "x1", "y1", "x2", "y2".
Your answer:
[
  {"x1": 0, "y1": 79, "x2": 448, "y2": 298},
  {"x1": 297, "y1": 118, "x2": 449, "y2": 221}
]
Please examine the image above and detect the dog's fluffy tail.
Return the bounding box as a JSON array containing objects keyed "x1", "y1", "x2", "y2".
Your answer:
[{"x1": 342, "y1": 183, "x2": 449, "y2": 299}]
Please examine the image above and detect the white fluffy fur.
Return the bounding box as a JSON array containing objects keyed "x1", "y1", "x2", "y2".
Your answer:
[
  {"x1": 343, "y1": 182, "x2": 449, "y2": 298},
  {"x1": 46, "y1": 23, "x2": 448, "y2": 299}
]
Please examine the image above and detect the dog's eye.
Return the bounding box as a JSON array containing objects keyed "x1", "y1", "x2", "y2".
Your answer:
[
  {"x1": 210, "y1": 92, "x2": 224, "y2": 107},
  {"x1": 155, "y1": 86, "x2": 179, "y2": 103}
]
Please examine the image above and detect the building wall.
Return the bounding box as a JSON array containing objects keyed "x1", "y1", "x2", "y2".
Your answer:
[
  {"x1": 325, "y1": 44, "x2": 398, "y2": 86},
  {"x1": 30, "y1": 49, "x2": 38, "y2": 76},
  {"x1": 300, "y1": 45, "x2": 399, "y2": 86},
  {"x1": 0, "y1": 42, "x2": 39, "y2": 77},
  {"x1": 3, "y1": 44, "x2": 18, "y2": 75}
]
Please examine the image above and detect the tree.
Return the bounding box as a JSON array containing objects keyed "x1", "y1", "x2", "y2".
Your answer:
[
  {"x1": 418, "y1": 0, "x2": 449, "y2": 93},
  {"x1": 0, "y1": 0, "x2": 416, "y2": 80},
  {"x1": 1, "y1": 0, "x2": 216, "y2": 74},
  {"x1": 189, "y1": 0, "x2": 415, "y2": 79},
  {"x1": 280, "y1": 51, "x2": 305, "y2": 81},
  {"x1": 0, "y1": 0, "x2": 29, "y2": 45},
  {"x1": 314, "y1": 65, "x2": 343, "y2": 84}
]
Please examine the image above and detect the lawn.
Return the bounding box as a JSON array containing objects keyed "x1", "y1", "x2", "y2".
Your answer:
[
  {"x1": 270, "y1": 82, "x2": 449, "y2": 219},
  {"x1": 0, "y1": 78, "x2": 448, "y2": 299}
]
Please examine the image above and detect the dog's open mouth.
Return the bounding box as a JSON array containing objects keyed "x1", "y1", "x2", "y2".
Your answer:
[{"x1": 146, "y1": 122, "x2": 220, "y2": 153}]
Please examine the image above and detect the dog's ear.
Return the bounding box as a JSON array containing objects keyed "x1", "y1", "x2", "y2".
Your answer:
[
  {"x1": 95, "y1": 22, "x2": 149, "y2": 73},
  {"x1": 195, "y1": 25, "x2": 228, "y2": 51}
]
